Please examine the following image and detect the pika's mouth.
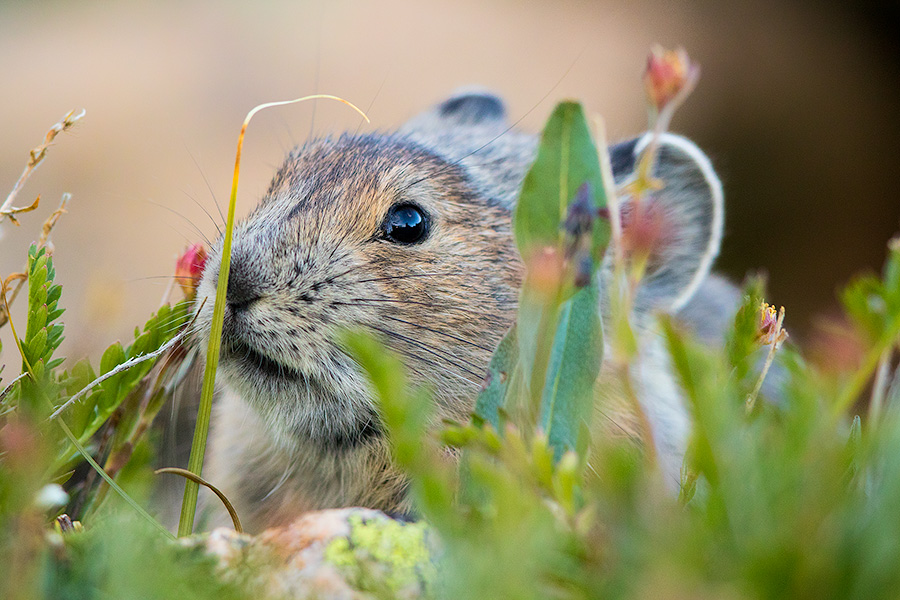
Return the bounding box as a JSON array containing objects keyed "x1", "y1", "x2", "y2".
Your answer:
[{"x1": 225, "y1": 340, "x2": 301, "y2": 381}]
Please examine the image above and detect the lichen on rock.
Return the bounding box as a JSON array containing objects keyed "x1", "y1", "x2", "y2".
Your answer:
[{"x1": 324, "y1": 512, "x2": 435, "y2": 598}]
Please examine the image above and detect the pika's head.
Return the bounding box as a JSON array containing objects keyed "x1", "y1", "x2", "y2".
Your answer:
[{"x1": 195, "y1": 91, "x2": 723, "y2": 452}]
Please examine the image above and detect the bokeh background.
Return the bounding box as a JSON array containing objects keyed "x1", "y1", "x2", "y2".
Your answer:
[{"x1": 1, "y1": 0, "x2": 898, "y2": 374}]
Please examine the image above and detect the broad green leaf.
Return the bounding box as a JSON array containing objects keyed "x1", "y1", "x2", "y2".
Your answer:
[
  {"x1": 474, "y1": 326, "x2": 519, "y2": 430},
  {"x1": 513, "y1": 101, "x2": 609, "y2": 263},
  {"x1": 539, "y1": 279, "x2": 602, "y2": 459}
]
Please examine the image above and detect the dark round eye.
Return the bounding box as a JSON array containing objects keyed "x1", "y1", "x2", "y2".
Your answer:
[{"x1": 383, "y1": 203, "x2": 429, "y2": 245}]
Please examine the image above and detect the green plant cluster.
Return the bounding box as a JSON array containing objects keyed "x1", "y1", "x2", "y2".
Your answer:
[
  {"x1": 342, "y1": 101, "x2": 900, "y2": 600},
  {"x1": 1, "y1": 244, "x2": 199, "y2": 597},
  {"x1": 1, "y1": 95, "x2": 900, "y2": 600}
]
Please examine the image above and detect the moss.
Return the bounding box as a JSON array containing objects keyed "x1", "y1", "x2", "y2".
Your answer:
[{"x1": 324, "y1": 514, "x2": 435, "y2": 598}]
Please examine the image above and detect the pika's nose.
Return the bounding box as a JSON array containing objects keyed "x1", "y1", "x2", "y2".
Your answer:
[{"x1": 226, "y1": 261, "x2": 262, "y2": 314}]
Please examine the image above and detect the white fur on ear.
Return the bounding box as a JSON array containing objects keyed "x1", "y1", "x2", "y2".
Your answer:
[{"x1": 633, "y1": 132, "x2": 725, "y2": 312}]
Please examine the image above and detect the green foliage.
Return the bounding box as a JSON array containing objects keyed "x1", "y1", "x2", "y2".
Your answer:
[
  {"x1": 478, "y1": 101, "x2": 608, "y2": 463},
  {"x1": 58, "y1": 300, "x2": 192, "y2": 455},
  {"x1": 41, "y1": 516, "x2": 248, "y2": 600},
  {"x1": 5, "y1": 96, "x2": 900, "y2": 600},
  {"x1": 473, "y1": 326, "x2": 518, "y2": 430},
  {"x1": 514, "y1": 101, "x2": 610, "y2": 262},
  {"x1": 339, "y1": 104, "x2": 900, "y2": 600},
  {"x1": 1, "y1": 241, "x2": 197, "y2": 596},
  {"x1": 345, "y1": 244, "x2": 900, "y2": 599},
  {"x1": 836, "y1": 242, "x2": 900, "y2": 413},
  {"x1": 842, "y1": 243, "x2": 900, "y2": 345},
  {"x1": 540, "y1": 280, "x2": 602, "y2": 459},
  {"x1": 11, "y1": 245, "x2": 66, "y2": 416}
]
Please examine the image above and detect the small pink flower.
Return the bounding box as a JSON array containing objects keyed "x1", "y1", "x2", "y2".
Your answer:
[
  {"x1": 643, "y1": 46, "x2": 699, "y2": 112},
  {"x1": 756, "y1": 302, "x2": 788, "y2": 346},
  {"x1": 175, "y1": 243, "x2": 208, "y2": 299}
]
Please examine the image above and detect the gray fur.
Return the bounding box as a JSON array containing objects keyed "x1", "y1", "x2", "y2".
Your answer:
[{"x1": 195, "y1": 90, "x2": 731, "y2": 530}]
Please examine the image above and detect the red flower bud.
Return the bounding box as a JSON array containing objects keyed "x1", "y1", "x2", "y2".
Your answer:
[
  {"x1": 644, "y1": 45, "x2": 699, "y2": 112},
  {"x1": 175, "y1": 243, "x2": 208, "y2": 299}
]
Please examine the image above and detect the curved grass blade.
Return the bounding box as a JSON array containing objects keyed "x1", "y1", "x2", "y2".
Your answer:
[{"x1": 178, "y1": 95, "x2": 369, "y2": 537}]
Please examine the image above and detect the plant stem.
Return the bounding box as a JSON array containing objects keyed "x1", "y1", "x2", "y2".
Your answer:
[
  {"x1": 48, "y1": 324, "x2": 194, "y2": 420},
  {"x1": 177, "y1": 95, "x2": 368, "y2": 537},
  {"x1": 746, "y1": 308, "x2": 785, "y2": 414},
  {"x1": 1, "y1": 110, "x2": 83, "y2": 225}
]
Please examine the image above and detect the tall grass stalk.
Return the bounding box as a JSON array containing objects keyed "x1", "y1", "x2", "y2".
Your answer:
[{"x1": 177, "y1": 95, "x2": 368, "y2": 537}]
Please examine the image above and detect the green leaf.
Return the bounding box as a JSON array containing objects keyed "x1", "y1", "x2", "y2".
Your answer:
[
  {"x1": 474, "y1": 326, "x2": 519, "y2": 430},
  {"x1": 842, "y1": 275, "x2": 887, "y2": 343},
  {"x1": 726, "y1": 276, "x2": 765, "y2": 385},
  {"x1": 884, "y1": 242, "x2": 900, "y2": 303},
  {"x1": 513, "y1": 101, "x2": 609, "y2": 263},
  {"x1": 539, "y1": 280, "x2": 602, "y2": 459},
  {"x1": 99, "y1": 341, "x2": 126, "y2": 376},
  {"x1": 27, "y1": 327, "x2": 48, "y2": 363},
  {"x1": 27, "y1": 303, "x2": 49, "y2": 347}
]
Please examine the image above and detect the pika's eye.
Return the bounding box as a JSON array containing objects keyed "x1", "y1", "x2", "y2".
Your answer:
[{"x1": 383, "y1": 203, "x2": 429, "y2": 245}]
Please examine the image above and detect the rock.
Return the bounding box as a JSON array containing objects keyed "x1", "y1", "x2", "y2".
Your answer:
[{"x1": 185, "y1": 508, "x2": 434, "y2": 600}]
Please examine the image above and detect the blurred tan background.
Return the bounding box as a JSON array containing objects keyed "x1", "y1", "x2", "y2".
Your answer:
[{"x1": 1, "y1": 0, "x2": 898, "y2": 374}]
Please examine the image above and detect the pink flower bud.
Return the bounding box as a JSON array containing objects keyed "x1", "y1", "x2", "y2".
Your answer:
[
  {"x1": 644, "y1": 45, "x2": 699, "y2": 112},
  {"x1": 175, "y1": 243, "x2": 208, "y2": 299}
]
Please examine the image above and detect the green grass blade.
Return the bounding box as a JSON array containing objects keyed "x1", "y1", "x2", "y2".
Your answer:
[
  {"x1": 177, "y1": 95, "x2": 369, "y2": 537},
  {"x1": 58, "y1": 418, "x2": 174, "y2": 540}
]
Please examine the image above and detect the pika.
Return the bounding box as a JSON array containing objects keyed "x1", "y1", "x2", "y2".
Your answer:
[{"x1": 194, "y1": 90, "x2": 727, "y2": 532}]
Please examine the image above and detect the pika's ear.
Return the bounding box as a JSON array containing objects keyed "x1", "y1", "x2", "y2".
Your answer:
[
  {"x1": 607, "y1": 133, "x2": 724, "y2": 314},
  {"x1": 401, "y1": 88, "x2": 508, "y2": 133}
]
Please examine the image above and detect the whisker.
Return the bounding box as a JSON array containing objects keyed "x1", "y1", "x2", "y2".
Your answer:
[
  {"x1": 146, "y1": 199, "x2": 212, "y2": 247},
  {"x1": 322, "y1": 261, "x2": 366, "y2": 285},
  {"x1": 307, "y1": 10, "x2": 323, "y2": 141},
  {"x1": 261, "y1": 455, "x2": 297, "y2": 501},
  {"x1": 341, "y1": 298, "x2": 488, "y2": 317},
  {"x1": 184, "y1": 145, "x2": 226, "y2": 227},
  {"x1": 178, "y1": 187, "x2": 223, "y2": 237},
  {"x1": 377, "y1": 341, "x2": 480, "y2": 389},
  {"x1": 598, "y1": 408, "x2": 636, "y2": 440},
  {"x1": 381, "y1": 314, "x2": 493, "y2": 352},
  {"x1": 354, "y1": 70, "x2": 390, "y2": 136},
  {"x1": 124, "y1": 275, "x2": 202, "y2": 284},
  {"x1": 367, "y1": 323, "x2": 484, "y2": 381},
  {"x1": 351, "y1": 272, "x2": 457, "y2": 284}
]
